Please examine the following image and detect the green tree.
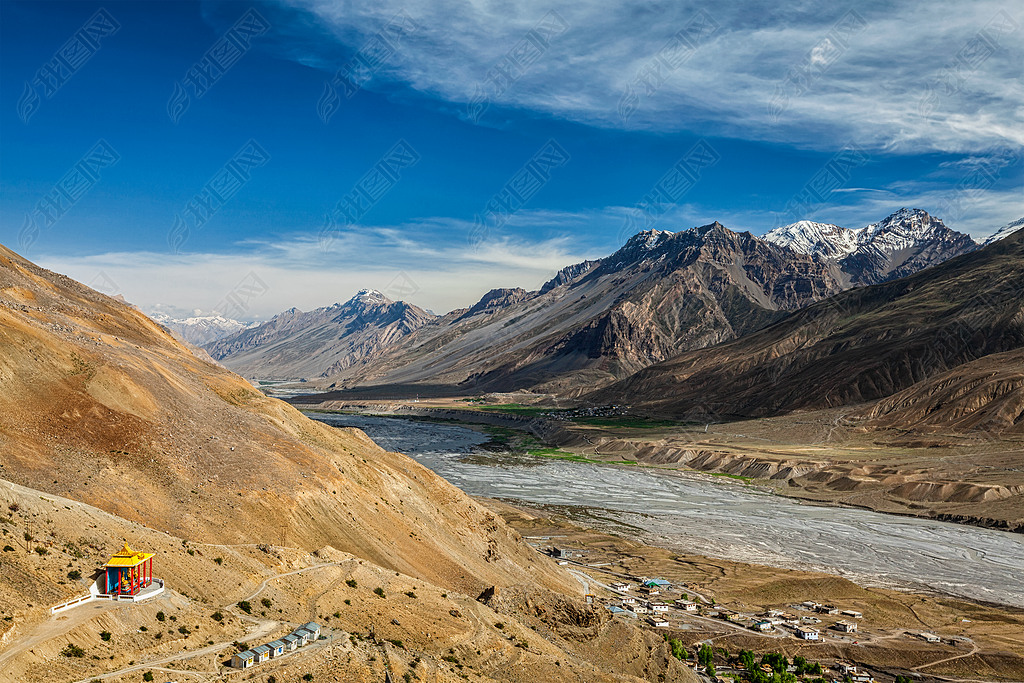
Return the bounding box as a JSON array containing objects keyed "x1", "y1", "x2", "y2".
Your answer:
[{"x1": 698, "y1": 643, "x2": 715, "y2": 671}]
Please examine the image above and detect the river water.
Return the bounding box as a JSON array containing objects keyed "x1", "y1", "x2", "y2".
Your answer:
[{"x1": 308, "y1": 412, "x2": 1024, "y2": 608}]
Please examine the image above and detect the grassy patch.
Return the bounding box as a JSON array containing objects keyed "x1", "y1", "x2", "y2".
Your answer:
[
  {"x1": 475, "y1": 403, "x2": 554, "y2": 417},
  {"x1": 526, "y1": 448, "x2": 598, "y2": 463}
]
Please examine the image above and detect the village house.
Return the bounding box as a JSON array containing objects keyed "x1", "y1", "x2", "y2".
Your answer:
[
  {"x1": 766, "y1": 609, "x2": 786, "y2": 618},
  {"x1": 231, "y1": 650, "x2": 256, "y2": 669},
  {"x1": 302, "y1": 622, "x2": 322, "y2": 638},
  {"x1": 294, "y1": 628, "x2": 315, "y2": 645},
  {"x1": 282, "y1": 634, "x2": 300, "y2": 651},
  {"x1": 795, "y1": 626, "x2": 820, "y2": 640},
  {"x1": 621, "y1": 596, "x2": 637, "y2": 605},
  {"x1": 647, "y1": 616, "x2": 670, "y2": 628},
  {"x1": 834, "y1": 620, "x2": 858, "y2": 633},
  {"x1": 800, "y1": 601, "x2": 821, "y2": 611},
  {"x1": 841, "y1": 609, "x2": 863, "y2": 619},
  {"x1": 679, "y1": 601, "x2": 699, "y2": 612},
  {"x1": 753, "y1": 620, "x2": 773, "y2": 632},
  {"x1": 637, "y1": 586, "x2": 660, "y2": 597},
  {"x1": 606, "y1": 605, "x2": 626, "y2": 615},
  {"x1": 815, "y1": 604, "x2": 839, "y2": 615},
  {"x1": 252, "y1": 644, "x2": 271, "y2": 663},
  {"x1": 267, "y1": 640, "x2": 285, "y2": 658},
  {"x1": 610, "y1": 582, "x2": 631, "y2": 591},
  {"x1": 649, "y1": 602, "x2": 670, "y2": 612},
  {"x1": 917, "y1": 632, "x2": 941, "y2": 643}
]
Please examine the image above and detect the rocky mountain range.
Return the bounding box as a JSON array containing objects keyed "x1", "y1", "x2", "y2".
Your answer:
[
  {"x1": 764, "y1": 208, "x2": 980, "y2": 286},
  {"x1": 205, "y1": 289, "x2": 436, "y2": 380},
  {"x1": 148, "y1": 310, "x2": 258, "y2": 346},
  {"x1": 591, "y1": 227, "x2": 1024, "y2": 432},
  {"x1": 213, "y1": 221, "x2": 850, "y2": 392},
  {"x1": 207, "y1": 209, "x2": 984, "y2": 397}
]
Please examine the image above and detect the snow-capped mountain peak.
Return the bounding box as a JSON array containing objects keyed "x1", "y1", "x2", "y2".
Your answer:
[
  {"x1": 349, "y1": 288, "x2": 390, "y2": 305},
  {"x1": 147, "y1": 310, "x2": 258, "y2": 346},
  {"x1": 983, "y1": 217, "x2": 1024, "y2": 245},
  {"x1": 763, "y1": 220, "x2": 859, "y2": 259},
  {"x1": 625, "y1": 229, "x2": 674, "y2": 251},
  {"x1": 855, "y1": 208, "x2": 958, "y2": 251}
]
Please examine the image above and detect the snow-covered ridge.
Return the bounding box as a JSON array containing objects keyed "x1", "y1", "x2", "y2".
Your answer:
[
  {"x1": 763, "y1": 220, "x2": 859, "y2": 259},
  {"x1": 983, "y1": 217, "x2": 1024, "y2": 245},
  {"x1": 148, "y1": 311, "x2": 258, "y2": 346},
  {"x1": 765, "y1": 209, "x2": 978, "y2": 260}
]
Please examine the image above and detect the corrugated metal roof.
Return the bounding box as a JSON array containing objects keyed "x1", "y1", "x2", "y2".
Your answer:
[
  {"x1": 282, "y1": 634, "x2": 299, "y2": 642},
  {"x1": 267, "y1": 640, "x2": 285, "y2": 648},
  {"x1": 234, "y1": 650, "x2": 255, "y2": 659},
  {"x1": 253, "y1": 645, "x2": 270, "y2": 654}
]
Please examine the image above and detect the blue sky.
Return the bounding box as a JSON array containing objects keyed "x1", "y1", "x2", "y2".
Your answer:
[{"x1": 1, "y1": 0, "x2": 1021, "y2": 318}]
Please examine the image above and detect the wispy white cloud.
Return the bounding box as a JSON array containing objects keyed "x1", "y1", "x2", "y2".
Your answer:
[
  {"x1": 33, "y1": 214, "x2": 608, "y2": 320},
  {"x1": 32, "y1": 181, "x2": 1018, "y2": 321},
  {"x1": 280, "y1": 0, "x2": 1024, "y2": 153}
]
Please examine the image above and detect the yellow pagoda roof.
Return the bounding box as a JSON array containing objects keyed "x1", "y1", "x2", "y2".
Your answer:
[{"x1": 104, "y1": 543, "x2": 154, "y2": 568}]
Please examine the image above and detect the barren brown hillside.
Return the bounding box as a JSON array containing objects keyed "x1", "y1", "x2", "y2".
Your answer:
[
  {"x1": 0, "y1": 243, "x2": 565, "y2": 597},
  {"x1": 0, "y1": 244, "x2": 698, "y2": 682}
]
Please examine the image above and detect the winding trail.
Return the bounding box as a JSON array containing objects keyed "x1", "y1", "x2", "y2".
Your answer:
[{"x1": 912, "y1": 641, "x2": 980, "y2": 672}]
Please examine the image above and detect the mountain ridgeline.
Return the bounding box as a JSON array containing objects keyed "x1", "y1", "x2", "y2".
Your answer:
[
  {"x1": 591, "y1": 226, "x2": 1024, "y2": 432},
  {"x1": 205, "y1": 289, "x2": 436, "y2": 380},
  {"x1": 206, "y1": 209, "x2": 1002, "y2": 402}
]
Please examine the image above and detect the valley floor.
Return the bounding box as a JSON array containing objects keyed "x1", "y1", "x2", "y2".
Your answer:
[
  {"x1": 482, "y1": 498, "x2": 1024, "y2": 682},
  {"x1": 293, "y1": 396, "x2": 1024, "y2": 535}
]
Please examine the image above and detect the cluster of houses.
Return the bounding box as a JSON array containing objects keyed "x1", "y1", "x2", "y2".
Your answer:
[
  {"x1": 604, "y1": 578, "x2": 699, "y2": 628},
  {"x1": 231, "y1": 622, "x2": 321, "y2": 669}
]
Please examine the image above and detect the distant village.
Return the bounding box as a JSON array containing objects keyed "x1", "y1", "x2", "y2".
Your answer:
[{"x1": 546, "y1": 545, "x2": 953, "y2": 683}]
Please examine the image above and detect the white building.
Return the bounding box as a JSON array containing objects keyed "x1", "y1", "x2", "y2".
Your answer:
[
  {"x1": 834, "y1": 620, "x2": 857, "y2": 633},
  {"x1": 231, "y1": 650, "x2": 256, "y2": 669},
  {"x1": 647, "y1": 616, "x2": 670, "y2": 627},
  {"x1": 267, "y1": 640, "x2": 285, "y2": 658},
  {"x1": 252, "y1": 645, "x2": 270, "y2": 663},
  {"x1": 795, "y1": 627, "x2": 819, "y2": 640}
]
